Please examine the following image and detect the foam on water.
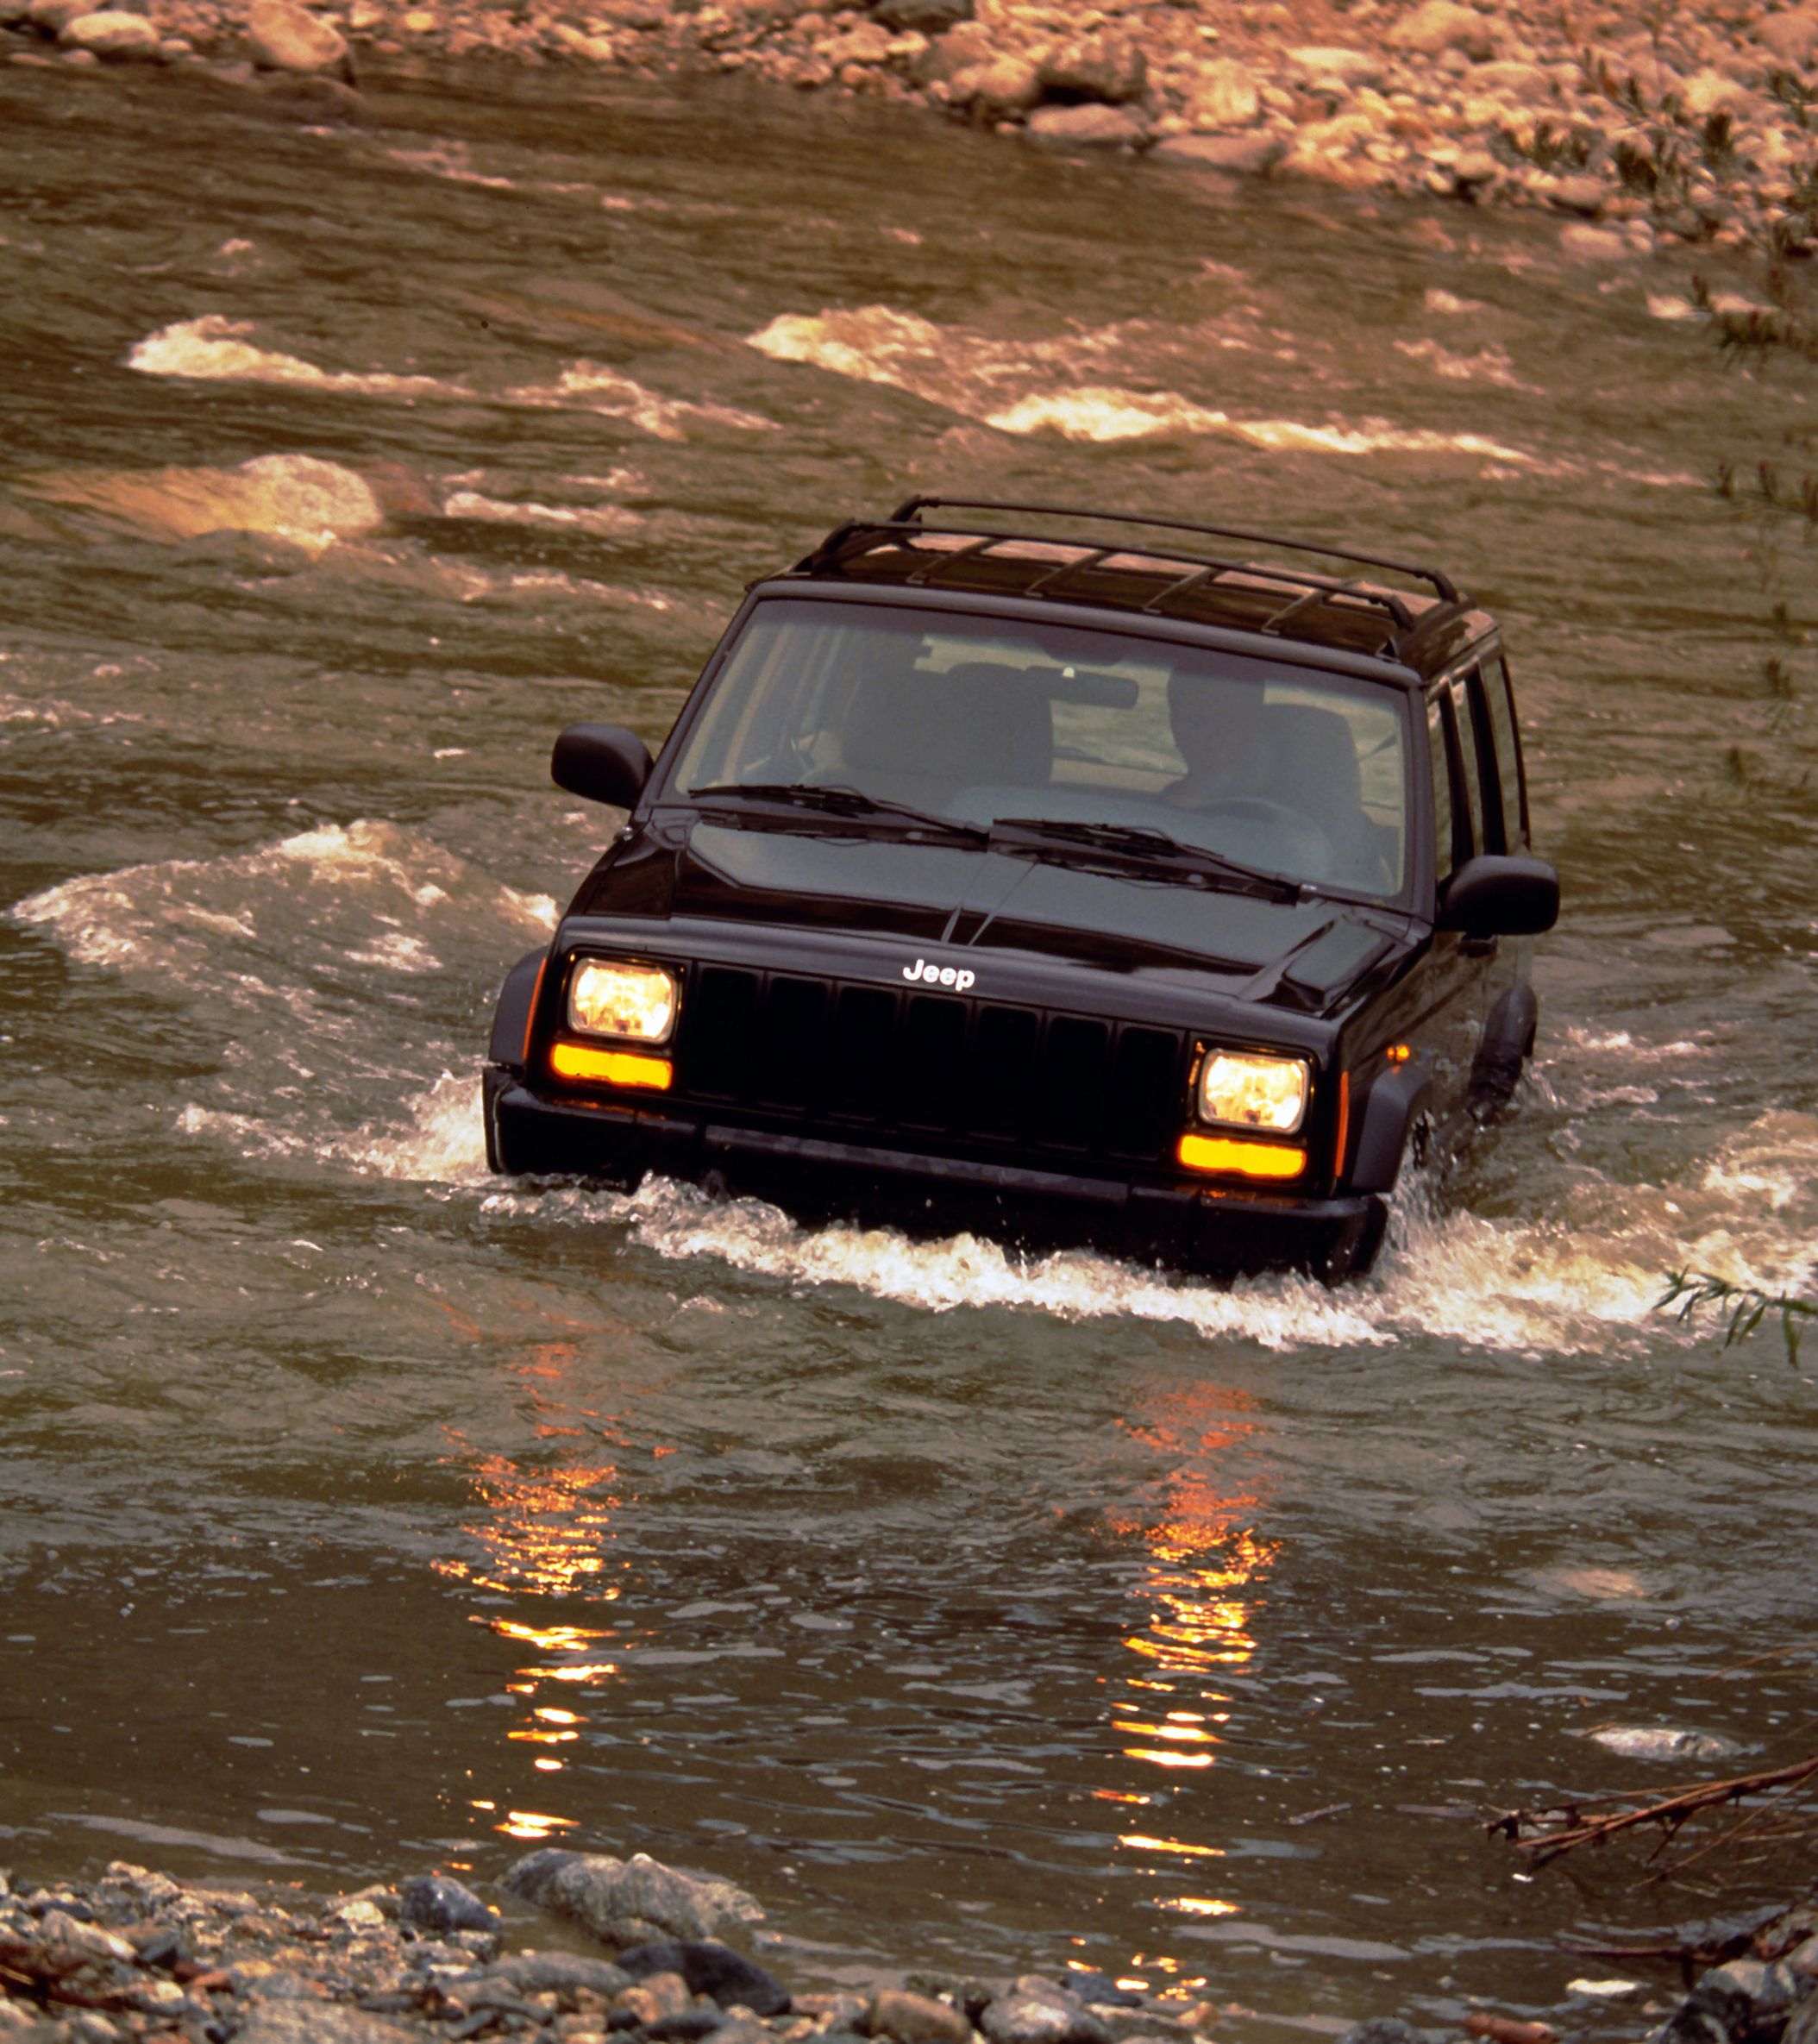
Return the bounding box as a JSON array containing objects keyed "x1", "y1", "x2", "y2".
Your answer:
[
  {"x1": 746, "y1": 304, "x2": 1531, "y2": 460},
  {"x1": 331, "y1": 1018, "x2": 1808, "y2": 1354},
  {"x1": 128, "y1": 318, "x2": 774, "y2": 440},
  {"x1": 440, "y1": 487, "x2": 643, "y2": 536},
  {"x1": 128, "y1": 317, "x2": 467, "y2": 400},
  {"x1": 523, "y1": 362, "x2": 774, "y2": 439},
  {"x1": 1393, "y1": 337, "x2": 1534, "y2": 391}
]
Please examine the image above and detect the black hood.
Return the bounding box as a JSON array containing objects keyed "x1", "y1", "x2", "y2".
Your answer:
[{"x1": 576, "y1": 819, "x2": 1407, "y2": 1015}]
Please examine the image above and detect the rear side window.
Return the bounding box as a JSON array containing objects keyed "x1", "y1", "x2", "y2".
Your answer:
[
  {"x1": 1477, "y1": 652, "x2": 1529, "y2": 848},
  {"x1": 1447, "y1": 674, "x2": 1486, "y2": 857},
  {"x1": 1426, "y1": 696, "x2": 1454, "y2": 881}
]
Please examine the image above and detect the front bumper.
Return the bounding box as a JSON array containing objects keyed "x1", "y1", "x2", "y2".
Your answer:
[{"x1": 486, "y1": 1072, "x2": 1386, "y2": 1280}]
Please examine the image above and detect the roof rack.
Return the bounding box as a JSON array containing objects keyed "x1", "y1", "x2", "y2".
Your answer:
[
  {"x1": 795, "y1": 498, "x2": 1466, "y2": 657},
  {"x1": 888, "y1": 497, "x2": 1462, "y2": 605}
]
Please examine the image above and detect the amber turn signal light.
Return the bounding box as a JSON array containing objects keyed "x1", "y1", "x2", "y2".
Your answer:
[
  {"x1": 549, "y1": 1042, "x2": 673, "y2": 1091},
  {"x1": 1176, "y1": 1132, "x2": 1306, "y2": 1181}
]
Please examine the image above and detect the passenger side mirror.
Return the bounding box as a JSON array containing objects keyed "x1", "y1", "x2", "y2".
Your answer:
[
  {"x1": 551, "y1": 723, "x2": 652, "y2": 809},
  {"x1": 1438, "y1": 854, "x2": 1559, "y2": 937}
]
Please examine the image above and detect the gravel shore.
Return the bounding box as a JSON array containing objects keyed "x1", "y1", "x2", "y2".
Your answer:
[
  {"x1": 3, "y1": 1853, "x2": 1816, "y2": 2044},
  {"x1": 5, "y1": 0, "x2": 1818, "y2": 259}
]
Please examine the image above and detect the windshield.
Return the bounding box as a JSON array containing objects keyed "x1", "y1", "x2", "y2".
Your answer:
[{"x1": 669, "y1": 598, "x2": 1411, "y2": 899}]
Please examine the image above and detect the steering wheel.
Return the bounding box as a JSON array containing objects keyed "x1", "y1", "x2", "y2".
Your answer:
[{"x1": 1192, "y1": 796, "x2": 1338, "y2": 872}]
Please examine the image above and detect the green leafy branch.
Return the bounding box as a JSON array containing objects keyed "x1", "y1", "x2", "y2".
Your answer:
[{"x1": 1658, "y1": 1269, "x2": 1816, "y2": 1364}]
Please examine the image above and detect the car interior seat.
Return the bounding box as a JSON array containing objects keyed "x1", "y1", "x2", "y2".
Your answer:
[
  {"x1": 834, "y1": 661, "x2": 1052, "y2": 810},
  {"x1": 1257, "y1": 703, "x2": 1396, "y2": 892}
]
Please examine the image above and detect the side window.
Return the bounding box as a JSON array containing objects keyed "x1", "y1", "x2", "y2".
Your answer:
[
  {"x1": 1461, "y1": 666, "x2": 1508, "y2": 855},
  {"x1": 1426, "y1": 695, "x2": 1454, "y2": 882},
  {"x1": 1447, "y1": 674, "x2": 1486, "y2": 858},
  {"x1": 1478, "y1": 652, "x2": 1529, "y2": 849}
]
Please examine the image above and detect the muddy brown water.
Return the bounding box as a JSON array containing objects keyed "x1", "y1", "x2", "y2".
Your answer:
[{"x1": 3, "y1": 53, "x2": 1816, "y2": 2042}]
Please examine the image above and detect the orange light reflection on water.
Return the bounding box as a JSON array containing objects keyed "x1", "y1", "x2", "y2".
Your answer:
[
  {"x1": 1103, "y1": 1382, "x2": 1279, "y2": 1952},
  {"x1": 433, "y1": 1330, "x2": 656, "y2": 1851}
]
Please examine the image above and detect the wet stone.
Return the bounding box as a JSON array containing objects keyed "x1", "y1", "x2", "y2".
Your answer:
[
  {"x1": 617, "y1": 1941, "x2": 788, "y2": 2016},
  {"x1": 235, "y1": 2004, "x2": 421, "y2": 2044},
  {"x1": 485, "y1": 1951, "x2": 633, "y2": 2003},
  {"x1": 645, "y1": 2013, "x2": 727, "y2": 2042},
  {"x1": 398, "y1": 1874, "x2": 499, "y2": 1937},
  {"x1": 866, "y1": 1988, "x2": 974, "y2": 2044},
  {"x1": 503, "y1": 1853, "x2": 762, "y2": 1951}
]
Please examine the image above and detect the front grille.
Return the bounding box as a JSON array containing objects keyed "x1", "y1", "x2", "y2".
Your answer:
[{"x1": 676, "y1": 965, "x2": 1185, "y2": 1166}]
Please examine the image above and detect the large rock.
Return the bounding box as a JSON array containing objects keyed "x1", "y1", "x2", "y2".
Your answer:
[
  {"x1": 1282, "y1": 44, "x2": 1382, "y2": 91},
  {"x1": 1387, "y1": 0, "x2": 1494, "y2": 60},
  {"x1": 617, "y1": 1941, "x2": 788, "y2": 2016},
  {"x1": 1024, "y1": 101, "x2": 1147, "y2": 146},
  {"x1": 1680, "y1": 66, "x2": 1760, "y2": 116},
  {"x1": 235, "y1": 2008, "x2": 417, "y2": 2044},
  {"x1": 870, "y1": 0, "x2": 969, "y2": 32},
  {"x1": 1469, "y1": 58, "x2": 1549, "y2": 97},
  {"x1": 1547, "y1": 172, "x2": 1608, "y2": 216},
  {"x1": 480, "y1": 1951, "x2": 633, "y2": 2003},
  {"x1": 501, "y1": 1850, "x2": 762, "y2": 1950},
  {"x1": 1151, "y1": 129, "x2": 1286, "y2": 173},
  {"x1": 1038, "y1": 28, "x2": 1144, "y2": 103},
  {"x1": 1182, "y1": 58, "x2": 1259, "y2": 129},
  {"x1": 245, "y1": 0, "x2": 350, "y2": 72},
  {"x1": 60, "y1": 9, "x2": 157, "y2": 51},
  {"x1": 867, "y1": 1990, "x2": 973, "y2": 2044},
  {"x1": 398, "y1": 1873, "x2": 498, "y2": 1935},
  {"x1": 944, "y1": 53, "x2": 1041, "y2": 112},
  {"x1": 1646, "y1": 1959, "x2": 1811, "y2": 2044},
  {"x1": 978, "y1": 1980, "x2": 1111, "y2": 2044},
  {"x1": 1558, "y1": 221, "x2": 1629, "y2": 260},
  {"x1": 1757, "y1": 9, "x2": 1818, "y2": 67}
]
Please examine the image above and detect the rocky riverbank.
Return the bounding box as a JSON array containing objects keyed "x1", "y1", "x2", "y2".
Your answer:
[
  {"x1": 5, "y1": 0, "x2": 1818, "y2": 259},
  {"x1": 3, "y1": 1852, "x2": 1817, "y2": 2044}
]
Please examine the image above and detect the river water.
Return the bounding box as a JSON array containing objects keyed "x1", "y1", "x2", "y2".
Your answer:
[{"x1": 3, "y1": 51, "x2": 1817, "y2": 2041}]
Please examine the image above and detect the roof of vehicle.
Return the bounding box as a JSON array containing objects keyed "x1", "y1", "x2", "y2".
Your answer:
[{"x1": 785, "y1": 496, "x2": 1497, "y2": 681}]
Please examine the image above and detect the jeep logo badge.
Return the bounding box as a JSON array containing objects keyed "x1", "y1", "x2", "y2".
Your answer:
[{"x1": 903, "y1": 956, "x2": 975, "y2": 993}]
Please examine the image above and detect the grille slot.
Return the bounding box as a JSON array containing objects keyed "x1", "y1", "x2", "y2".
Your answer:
[{"x1": 677, "y1": 966, "x2": 1184, "y2": 1167}]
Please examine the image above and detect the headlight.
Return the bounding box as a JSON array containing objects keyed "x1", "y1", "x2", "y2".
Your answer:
[
  {"x1": 567, "y1": 959, "x2": 679, "y2": 1044},
  {"x1": 1196, "y1": 1049, "x2": 1311, "y2": 1134}
]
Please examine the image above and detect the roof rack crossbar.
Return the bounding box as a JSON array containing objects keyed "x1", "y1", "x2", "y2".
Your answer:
[
  {"x1": 1023, "y1": 545, "x2": 1118, "y2": 597},
  {"x1": 1139, "y1": 566, "x2": 1221, "y2": 612},
  {"x1": 1263, "y1": 576, "x2": 1412, "y2": 636},
  {"x1": 905, "y1": 534, "x2": 999, "y2": 585},
  {"x1": 887, "y1": 493, "x2": 1461, "y2": 605}
]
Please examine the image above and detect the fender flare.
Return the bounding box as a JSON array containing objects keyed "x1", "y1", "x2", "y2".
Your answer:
[
  {"x1": 487, "y1": 946, "x2": 549, "y2": 1069},
  {"x1": 1349, "y1": 1066, "x2": 1432, "y2": 1194}
]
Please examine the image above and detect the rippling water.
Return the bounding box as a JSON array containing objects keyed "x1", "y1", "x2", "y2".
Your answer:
[{"x1": 3, "y1": 53, "x2": 1816, "y2": 2042}]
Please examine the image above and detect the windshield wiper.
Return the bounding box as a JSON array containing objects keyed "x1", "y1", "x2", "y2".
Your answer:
[
  {"x1": 684, "y1": 781, "x2": 990, "y2": 845},
  {"x1": 987, "y1": 816, "x2": 1304, "y2": 904}
]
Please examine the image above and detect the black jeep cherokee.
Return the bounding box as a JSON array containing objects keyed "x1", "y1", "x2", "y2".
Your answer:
[{"x1": 483, "y1": 498, "x2": 1558, "y2": 1281}]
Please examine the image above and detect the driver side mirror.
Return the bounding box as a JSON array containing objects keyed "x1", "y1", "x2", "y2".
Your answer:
[
  {"x1": 1438, "y1": 854, "x2": 1559, "y2": 937},
  {"x1": 551, "y1": 723, "x2": 652, "y2": 809}
]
